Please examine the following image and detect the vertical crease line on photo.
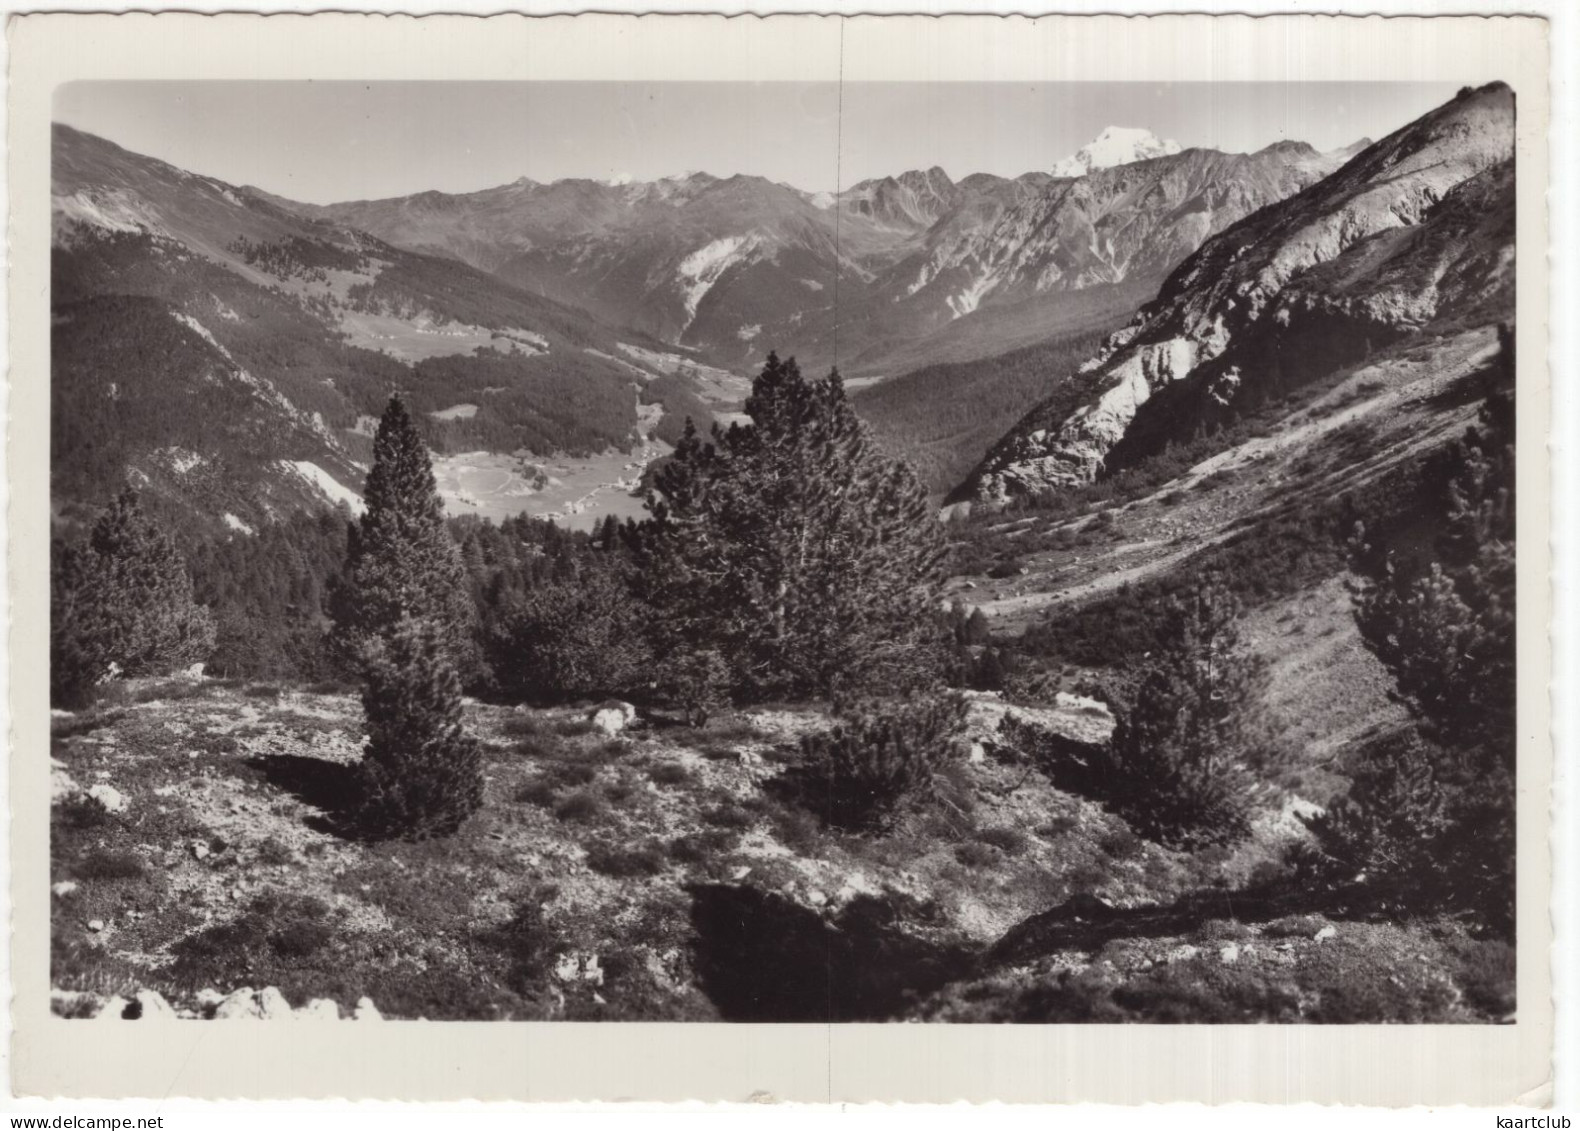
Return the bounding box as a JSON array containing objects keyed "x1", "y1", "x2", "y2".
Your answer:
[
  {"x1": 829, "y1": 15, "x2": 845, "y2": 1099},
  {"x1": 831, "y1": 16, "x2": 846, "y2": 377}
]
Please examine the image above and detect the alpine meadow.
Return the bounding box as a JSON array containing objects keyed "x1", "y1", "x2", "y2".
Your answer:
[{"x1": 47, "y1": 79, "x2": 1522, "y2": 1025}]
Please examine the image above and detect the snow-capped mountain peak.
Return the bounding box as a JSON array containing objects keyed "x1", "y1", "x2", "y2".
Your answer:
[{"x1": 1052, "y1": 126, "x2": 1183, "y2": 178}]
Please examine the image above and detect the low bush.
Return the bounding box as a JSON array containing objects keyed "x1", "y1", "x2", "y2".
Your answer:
[
  {"x1": 552, "y1": 790, "x2": 604, "y2": 823},
  {"x1": 669, "y1": 829, "x2": 741, "y2": 864},
  {"x1": 168, "y1": 892, "x2": 334, "y2": 990},
  {"x1": 73, "y1": 848, "x2": 145, "y2": 881},
  {"x1": 585, "y1": 841, "x2": 668, "y2": 879},
  {"x1": 789, "y1": 694, "x2": 969, "y2": 833},
  {"x1": 954, "y1": 842, "x2": 997, "y2": 868},
  {"x1": 701, "y1": 802, "x2": 756, "y2": 831},
  {"x1": 649, "y1": 762, "x2": 693, "y2": 788},
  {"x1": 976, "y1": 826, "x2": 1030, "y2": 857}
]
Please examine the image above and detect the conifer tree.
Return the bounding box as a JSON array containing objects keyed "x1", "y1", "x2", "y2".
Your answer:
[
  {"x1": 639, "y1": 353, "x2": 946, "y2": 707},
  {"x1": 355, "y1": 616, "x2": 485, "y2": 839},
  {"x1": 1316, "y1": 336, "x2": 1516, "y2": 928},
  {"x1": 1098, "y1": 579, "x2": 1263, "y2": 848},
  {"x1": 51, "y1": 488, "x2": 216, "y2": 706},
  {"x1": 331, "y1": 395, "x2": 484, "y2": 838},
  {"x1": 329, "y1": 396, "x2": 476, "y2": 673}
]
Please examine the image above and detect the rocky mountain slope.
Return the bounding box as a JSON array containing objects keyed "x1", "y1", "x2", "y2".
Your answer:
[
  {"x1": 960, "y1": 83, "x2": 1515, "y2": 507},
  {"x1": 51, "y1": 125, "x2": 725, "y2": 534},
  {"x1": 300, "y1": 130, "x2": 1349, "y2": 379}
]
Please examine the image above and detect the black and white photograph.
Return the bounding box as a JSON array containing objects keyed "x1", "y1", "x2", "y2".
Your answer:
[{"x1": 7, "y1": 8, "x2": 1559, "y2": 1106}]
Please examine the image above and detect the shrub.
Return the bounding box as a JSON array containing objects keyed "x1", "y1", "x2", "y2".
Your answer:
[
  {"x1": 489, "y1": 563, "x2": 653, "y2": 703},
  {"x1": 54, "y1": 793, "x2": 112, "y2": 831},
  {"x1": 1301, "y1": 730, "x2": 1451, "y2": 886},
  {"x1": 977, "y1": 826, "x2": 1030, "y2": 857},
  {"x1": 482, "y1": 896, "x2": 556, "y2": 994},
  {"x1": 649, "y1": 762, "x2": 693, "y2": 788},
  {"x1": 1097, "y1": 825, "x2": 1144, "y2": 860},
  {"x1": 73, "y1": 848, "x2": 145, "y2": 881},
  {"x1": 954, "y1": 842, "x2": 997, "y2": 868},
  {"x1": 701, "y1": 802, "x2": 756, "y2": 831},
  {"x1": 169, "y1": 892, "x2": 334, "y2": 989},
  {"x1": 585, "y1": 841, "x2": 667, "y2": 878},
  {"x1": 792, "y1": 693, "x2": 968, "y2": 833},
  {"x1": 552, "y1": 790, "x2": 603, "y2": 823},
  {"x1": 51, "y1": 489, "x2": 216, "y2": 707},
  {"x1": 1094, "y1": 582, "x2": 1261, "y2": 849},
  {"x1": 669, "y1": 828, "x2": 741, "y2": 864}
]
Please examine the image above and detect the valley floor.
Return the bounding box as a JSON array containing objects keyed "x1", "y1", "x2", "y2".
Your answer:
[{"x1": 50, "y1": 678, "x2": 1512, "y2": 1024}]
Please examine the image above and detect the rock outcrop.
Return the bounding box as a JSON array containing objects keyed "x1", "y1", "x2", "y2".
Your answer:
[{"x1": 961, "y1": 83, "x2": 1516, "y2": 506}]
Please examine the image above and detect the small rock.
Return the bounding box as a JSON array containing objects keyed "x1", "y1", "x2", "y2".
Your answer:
[
  {"x1": 968, "y1": 741, "x2": 987, "y2": 765},
  {"x1": 300, "y1": 998, "x2": 342, "y2": 1021},
  {"x1": 1219, "y1": 943, "x2": 1241, "y2": 965},
  {"x1": 590, "y1": 708, "x2": 626, "y2": 736},
  {"x1": 135, "y1": 990, "x2": 178, "y2": 1020},
  {"x1": 230, "y1": 888, "x2": 244, "y2": 902},
  {"x1": 592, "y1": 992, "x2": 607, "y2": 1005},
  {"x1": 214, "y1": 988, "x2": 263, "y2": 1020},
  {"x1": 554, "y1": 954, "x2": 580, "y2": 983},
  {"x1": 52, "y1": 881, "x2": 78, "y2": 898},
  {"x1": 50, "y1": 767, "x2": 82, "y2": 803},
  {"x1": 195, "y1": 988, "x2": 226, "y2": 1007},
  {"x1": 93, "y1": 995, "x2": 131, "y2": 1022},
  {"x1": 731, "y1": 865, "x2": 752, "y2": 881},
  {"x1": 353, "y1": 996, "x2": 383, "y2": 1022},
  {"x1": 1314, "y1": 925, "x2": 1338, "y2": 943},
  {"x1": 191, "y1": 842, "x2": 210, "y2": 861},
  {"x1": 583, "y1": 955, "x2": 604, "y2": 986},
  {"x1": 1166, "y1": 944, "x2": 1199, "y2": 964},
  {"x1": 257, "y1": 987, "x2": 294, "y2": 1020},
  {"x1": 87, "y1": 919, "x2": 105, "y2": 932},
  {"x1": 806, "y1": 889, "x2": 828, "y2": 906},
  {"x1": 184, "y1": 662, "x2": 206, "y2": 679},
  {"x1": 87, "y1": 784, "x2": 128, "y2": 814}
]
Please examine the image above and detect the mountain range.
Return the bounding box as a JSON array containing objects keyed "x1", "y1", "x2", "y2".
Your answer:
[
  {"x1": 50, "y1": 89, "x2": 1511, "y2": 533},
  {"x1": 300, "y1": 130, "x2": 1354, "y2": 379}
]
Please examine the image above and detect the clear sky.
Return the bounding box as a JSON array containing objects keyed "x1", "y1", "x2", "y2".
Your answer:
[{"x1": 55, "y1": 81, "x2": 1461, "y2": 205}]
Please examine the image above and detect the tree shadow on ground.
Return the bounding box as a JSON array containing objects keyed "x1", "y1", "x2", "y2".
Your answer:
[
  {"x1": 244, "y1": 754, "x2": 363, "y2": 839},
  {"x1": 686, "y1": 883, "x2": 979, "y2": 1022}
]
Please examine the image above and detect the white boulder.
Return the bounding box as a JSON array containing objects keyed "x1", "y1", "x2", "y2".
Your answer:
[
  {"x1": 590, "y1": 708, "x2": 626, "y2": 736},
  {"x1": 88, "y1": 784, "x2": 128, "y2": 813}
]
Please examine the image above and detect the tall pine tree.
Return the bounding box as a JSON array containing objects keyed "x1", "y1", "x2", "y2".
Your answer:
[
  {"x1": 639, "y1": 353, "x2": 946, "y2": 707},
  {"x1": 51, "y1": 488, "x2": 216, "y2": 706},
  {"x1": 329, "y1": 395, "x2": 477, "y2": 674},
  {"x1": 331, "y1": 395, "x2": 483, "y2": 838}
]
